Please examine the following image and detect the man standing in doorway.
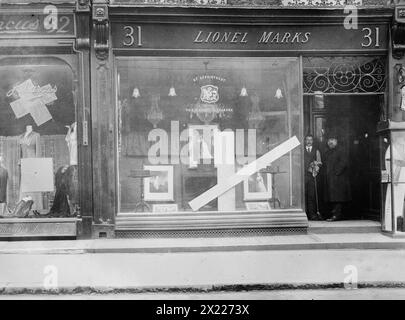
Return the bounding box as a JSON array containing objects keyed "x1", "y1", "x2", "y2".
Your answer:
[
  {"x1": 323, "y1": 134, "x2": 351, "y2": 221},
  {"x1": 304, "y1": 134, "x2": 322, "y2": 220}
]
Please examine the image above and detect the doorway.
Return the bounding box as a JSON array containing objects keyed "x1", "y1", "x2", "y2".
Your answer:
[{"x1": 304, "y1": 94, "x2": 383, "y2": 220}]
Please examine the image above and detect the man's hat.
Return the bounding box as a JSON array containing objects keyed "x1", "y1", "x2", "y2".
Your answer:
[{"x1": 326, "y1": 130, "x2": 339, "y2": 140}]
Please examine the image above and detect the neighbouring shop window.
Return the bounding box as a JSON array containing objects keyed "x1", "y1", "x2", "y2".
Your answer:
[
  {"x1": 0, "y1": 57, "x2": 79, "y2": 218},
  {"x1": 380, "y1": 131, "x2": 391, "y2": 231},
  {"x1": 382, "y1": 131, "x2": 405, "y2": 233},
  {"x1": 116, "y1": 57, "x2": 302, "y2": 214}
]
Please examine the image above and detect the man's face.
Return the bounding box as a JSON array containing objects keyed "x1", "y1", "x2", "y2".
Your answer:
[
  {"x1": 327, "y1": 138, "x2": 337, "y2": 149},
  {"x1": 305, "y1": 137, "x2": 313, "y2": 147}
]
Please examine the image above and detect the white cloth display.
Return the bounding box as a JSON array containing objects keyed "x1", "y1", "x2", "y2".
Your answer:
[
  {"x1": 65, "y1": 122, "x2": 78, "y2": 166},
  {"x1": 8, "y1": 79, "x2": 57, "y2": 126},
  {"x1": 384, "y1": 143, "x2": 405, "y2": 232},
  {"x1": 20, "y1": 158, "x2": 54, "y2": 193},
  {"x1": 18, "y1": 129, "x2": 43, "y2": 211}
]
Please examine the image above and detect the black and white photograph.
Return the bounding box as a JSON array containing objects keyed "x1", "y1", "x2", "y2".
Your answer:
[
  {"x1": 1, "y1": 0, "x2": 405, "y2": 306},
  {"x1": 143, "y1": 165, "x2": 174, "y2": 201},
  {"x1": 244, "y1": 172, "x2": 272, "y2": 201}
]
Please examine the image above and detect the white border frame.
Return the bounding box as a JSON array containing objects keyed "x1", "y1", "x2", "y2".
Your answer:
[
  {"x1": 188, "y1": 124, "x2": 218, "y2": 168},
  {"x1": 144, "y1": 165, "x2": 174, "y2": 202},
  {"x1": 243, "y1": 172, "x2": 272, "y2": 201}
]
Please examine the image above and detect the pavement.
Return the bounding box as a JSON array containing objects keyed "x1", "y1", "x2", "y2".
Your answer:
[
  {"x1": 2, "y1": 249, "x2": 405, "y2": 291},
  {"x1": 0, "y1": 220, "x2": 405, "y2": 296},
  {"x1": 1, "y1": 288, "x2": 405, "y2": 300},
  {"x1": 0, "y1": 221, "x2": 402, "y2": 255}
]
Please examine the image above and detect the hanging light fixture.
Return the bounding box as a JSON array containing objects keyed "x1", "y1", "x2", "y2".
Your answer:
[
  {"x1": 248, "y1": 94, "x2": 264, "y2": 129},
  {"x1": 168, "y1": 86, "x2": 177, "y2": 97},
  {"x1": 132, "y1": 87, "x2": 140, "y2": 98},
  {"x1": 275, "y1": 88, "x2": 283, "y2": 99},
  {"x1": 147, "y1": 94, "x2": 163, "y2": 128},
  {"x1": 168, "y1": 75, "x2": 177, "y2": 97},
  {"x1": 240, "y1": 86, "x2": 248, "y2": 97}
]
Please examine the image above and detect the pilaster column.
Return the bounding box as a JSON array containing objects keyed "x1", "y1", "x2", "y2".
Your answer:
[
  {"x1": 90, "y1": 0, "x2": 116, "y2": 238},
  {"x1": 75, "y1": 0, "x2": 93, "y2": 238}
]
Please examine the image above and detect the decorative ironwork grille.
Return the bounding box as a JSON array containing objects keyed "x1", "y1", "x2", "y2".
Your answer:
[{"x1": 303, "y1": 56, "x2": 386, "y2": 94}]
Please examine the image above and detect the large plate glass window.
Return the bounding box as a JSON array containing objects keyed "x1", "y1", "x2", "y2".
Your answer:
[
  {"x1": 0, "y1": 57, "x2": 79, "y2": 218},
  {"x1": 383, "y1": 130, "x2": 405, "y2": 233},
  {"x1": 116, "y1": 57, "x2": 302, "y2": 214}
]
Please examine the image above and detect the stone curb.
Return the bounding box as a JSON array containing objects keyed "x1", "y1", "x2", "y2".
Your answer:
[
  {"x1": 0, "y1": 241, "x2": 405, "y2": 255},
  {"x1": 2, "y1": 282, "x2": 405, "y2": 296}
]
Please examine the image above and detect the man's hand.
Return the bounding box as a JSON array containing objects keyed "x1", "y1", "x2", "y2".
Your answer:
[
  {"x1": 310, "y1": 161, "x2": 321, "y2": 177},
  {"x1": 381, "y1": 170, "x2": 390, "y2": 182}
]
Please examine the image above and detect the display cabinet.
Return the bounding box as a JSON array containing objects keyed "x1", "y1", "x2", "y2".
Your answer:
[{"x1": 378, "y1": 121, "x2": 405, "y2": 235}]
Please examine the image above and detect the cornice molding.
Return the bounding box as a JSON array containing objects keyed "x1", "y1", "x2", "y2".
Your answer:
[{"x1": 109, "y1": 0, "x2": 392, "y2": 8}]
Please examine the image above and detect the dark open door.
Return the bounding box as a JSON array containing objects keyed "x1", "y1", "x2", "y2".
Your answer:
[{"x1": 304, "y1": 95, "x2": 382, "y2": 220}]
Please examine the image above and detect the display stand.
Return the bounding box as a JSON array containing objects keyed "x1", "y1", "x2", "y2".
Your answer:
[
  {"x1": 129, "y1": 169, "x2": 152, "y2": 212},
  {"x1": 260, "y1": 166, "x2": 287, "y2": 209}
]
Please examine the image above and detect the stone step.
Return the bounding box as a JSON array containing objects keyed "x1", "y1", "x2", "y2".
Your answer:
[{"x1": 308, "y1": 220, "x2": 381, "y2": 234}]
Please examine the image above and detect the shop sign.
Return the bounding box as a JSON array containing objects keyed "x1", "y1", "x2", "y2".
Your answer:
[
  {"x1": 152, "y1": 204, "x2": 179, "y2": 213},
  {"x1": 112, "y1": 23, "x2": 388, "y2": 52},
  {"x1": 185, "y1": 73, "x2": 232, "y2": 124},
  {"x1": 0, "y1": 13, "x2": 75, "y2": 37},
  {"x1": 200, "y1": 85, "x2": 219, "y2": 104}
]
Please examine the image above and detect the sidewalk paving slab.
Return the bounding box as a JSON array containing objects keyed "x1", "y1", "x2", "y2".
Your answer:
[
  {"x1": 1, "y1": 226, "x2": 405, "y2": 292},
  {"x1": 0, "y1": 231, "x2": 404, "y2": 254},
  {"x1": 1, "y1": 249, "x2": 405, "y2": 291}
]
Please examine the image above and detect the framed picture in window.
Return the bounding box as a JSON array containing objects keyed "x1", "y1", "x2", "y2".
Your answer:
[
  {"x1": 144, "y1": 165, "x2": 174, "y2": 201},
  {"x1": 243, "y1": 172, "x2": 272, "y2": 201},
  {"x1": 188, "y1": 124, "x2": 218, "y2": 168}
]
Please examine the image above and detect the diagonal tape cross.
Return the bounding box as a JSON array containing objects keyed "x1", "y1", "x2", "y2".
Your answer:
[{"x1": 188, "y1": 136, "x2": 301, "y2": 211}]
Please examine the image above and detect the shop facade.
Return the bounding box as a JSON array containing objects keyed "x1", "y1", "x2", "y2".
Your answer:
[
  {"x1": 1, "y1": 0, "x2": 405, "y2": 239},
  {"x1": 0, "y1": 0, "x2": 92, "y2": 238}
]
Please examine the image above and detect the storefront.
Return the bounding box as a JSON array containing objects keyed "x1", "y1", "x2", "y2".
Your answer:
[
  {"x1": 2, "y1": 0, "x2": 405, "y2": 240},
  {"x1": 0, "y1": 0, "x2": 92, "y2": 238},
  {"x1": 89, "y1": 0, "x2": 401, "y2": 238}
]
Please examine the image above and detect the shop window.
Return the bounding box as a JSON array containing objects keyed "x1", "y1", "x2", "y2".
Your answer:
[
  {"x1": 117, "y1": 58, "x2": 302, "y2": 213},
  {"x1": 382, "y1": 131, "x2": 405, "y2": 233},
  {"x1": 116, "y1": 57, "x2": 302, "y2": 214},
  {"x1": 380, "y1": 131, "x2": 391, "y2": 231},
  {"x1": 0, "y1": 57, "x2": 78, "y2": 218}
]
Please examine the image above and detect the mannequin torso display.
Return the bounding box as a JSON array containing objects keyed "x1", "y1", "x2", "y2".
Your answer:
[
  {"x1": 19, "y1": 125, "x2": 43, "y2": 211},
  {"x1": 65, "y1": 122, "x2": 78, "y2": 166},
  {"x1": 0, "y1": 157, "x2": 8, "y2": 203},
  {"x1": 19, "y1": 126, "x2": 41, "y2": 158},
  {"x1": 384, "y1": 142, "x2": 405, "y2": 231}
]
